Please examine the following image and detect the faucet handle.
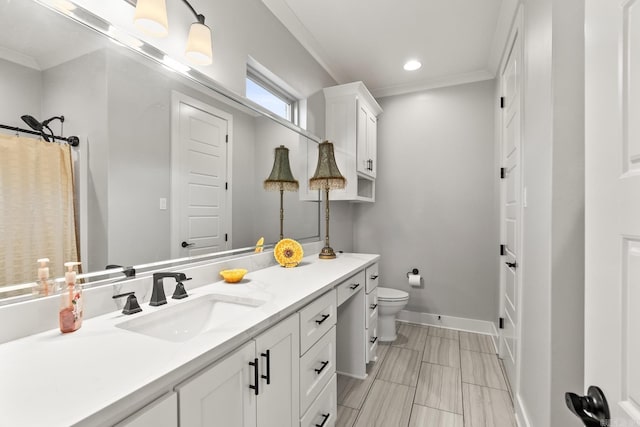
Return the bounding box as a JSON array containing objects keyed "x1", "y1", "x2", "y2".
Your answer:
[
  {"x1": 113, "y1": 292, "x2": 142, "y2": 315},
  {"x1": 172, "y1": 278, "x2": 191, "y2": 300}
]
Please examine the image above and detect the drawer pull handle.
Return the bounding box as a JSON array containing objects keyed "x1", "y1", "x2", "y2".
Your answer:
[
  {"x1": 249, "y1": 358, "x2": 259, "y2": 395},
  {"x1": 315, "y1": 314, "x2": 330, "y2": 325},
  {"x1": 261, "y1": 350, "x2": 271, "y2": 385},
  {"x1": 370, "y1": 303, "x2": 378, "y2": 310},
  {"x1": 315, "y1": 413, "x2": 331, "y2": 427},
  {"x1": 349, "y1": 283, "x2": 360, "y2": 290},
  {"x1": 314, "y1": 360, "x2": 329, "y2": 375},
  {"x1": 370, "y1": 275, "x2": 378, "y2": 280},
  {"x1": 370, "y1": 336, "x2": 378, "y2": 344}
]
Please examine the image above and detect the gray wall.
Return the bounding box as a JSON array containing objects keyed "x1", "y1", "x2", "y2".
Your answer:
[
  {"x1": 353, "y1": 80, "x2": 499, "y2": 322},
  {"x1": 0, "y1": 59, "x2": 41, "y2": 129},
  {"x1": 518, "y1": 0, "x2": 585, "y2": 425}
]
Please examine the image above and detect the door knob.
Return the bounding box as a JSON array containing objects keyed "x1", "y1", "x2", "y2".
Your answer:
[
  {"x1": 565, "y1": 386, "x2": 610, "y2": 427},
  {"x1": 506, "y1": 261, "x2": 517, "y2": 269},
  {"x1": 181, "y1": 241, "x2": 194, "y2": 248}
]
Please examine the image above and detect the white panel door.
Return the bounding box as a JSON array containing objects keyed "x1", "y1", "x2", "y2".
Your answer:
[
  {"x1": 498, "y1": 20, "x2": 522, "y2": 394},
  {"x1": 172, "y1": 96, "x2": 229, "y2": 257},
  {"x1": 178, "y1": 341, "x2": 257, "y2": 427},
  {"x1": 583, "y1": 0, "x2": 640, "y2": 425},
  {"x1": 254, "y1": 314, "x2": 299, "y2": 427}
]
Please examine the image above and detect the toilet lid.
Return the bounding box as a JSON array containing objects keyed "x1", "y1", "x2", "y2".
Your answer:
[{"x1": 377, "y1": 287, "x2": 409, "y2": 301}]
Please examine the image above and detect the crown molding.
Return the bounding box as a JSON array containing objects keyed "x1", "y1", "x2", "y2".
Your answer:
[{"x1": 372, "y1": 70, "x2": 495, "y2": 99}]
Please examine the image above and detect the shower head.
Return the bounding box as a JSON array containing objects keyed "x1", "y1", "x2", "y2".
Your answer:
[
  {"x1": 21, "y1": 115, "x2": 43, "y2": 131},
  {"x1": 20, "y1": 114, "x2": 53, "y2": 142}
]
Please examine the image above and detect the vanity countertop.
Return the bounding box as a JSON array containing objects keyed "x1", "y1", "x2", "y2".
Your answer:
[{"x1": 0, "y1": 252, "x2": 379, "y2": 427}]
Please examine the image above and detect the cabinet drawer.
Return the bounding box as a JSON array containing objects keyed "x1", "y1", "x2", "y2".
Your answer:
[
  {"x1": 337, "y1": 271, "x2": 365, "y2": 306},
  {"x1": 300, "y1": 374, "x2": 337, "y2": 427},
  {"x1": 300, "y1": 290, "x2": 336, "y2": 355},
  {"x1": 300, "y1": 327, "x2": 336, "y2": 416},
  {"x1": 366, "y1": 312, "x2": 378, "y2": 364},
  {"x1": 365, "y1": 263, "x2": 379, "y2": 293},
  {"x1": 366, "y1": 290, "x2": 378, "y2": 329}
]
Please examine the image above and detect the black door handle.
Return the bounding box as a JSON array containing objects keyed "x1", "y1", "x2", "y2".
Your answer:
[
  {"x1": 349, "y1": 283, "x2": 360, "y2": 290},
  {"x1": 506, "y1": 261, "x2": 517, "y2": 269},
  {"x1": 181, "y1": 241, "x2": 195, "y2": 248},
  {"x1": 369, "y1": 274, "x2": 378, "y2": 280},
  {"x1": 370, "y1": 336, "x2": 378, "y2": 344},
  {"x1": 315, "y1": 413, "x2": 330, "y2": 427},
  {"x1": 370, "y1": 303, "x2": 378, "y2": 310},
  {"x1": 260, "y1": 350, "x2": 271, "y2": 385},
  {"x1": 249, "y1": 358, "x2": 259, "y2": 395},
  {"x1": 315, "y1": 314, "x2": 330, "y2": 325},
  {"x1": 565, "y1": 386, "x2": 610, "y2": 427},
  {"x1": 314, "y1": 360, "x2": 329, "y2": 375}
]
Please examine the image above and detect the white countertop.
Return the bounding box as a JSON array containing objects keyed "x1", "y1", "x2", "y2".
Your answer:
[{"x1": 0, "y1": 252, "x2": 379, "y2": 427}]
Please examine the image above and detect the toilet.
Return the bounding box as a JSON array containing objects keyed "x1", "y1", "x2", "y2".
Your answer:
[{"x1": 377, "y1": 287, "x2": 410, "y2": 342}]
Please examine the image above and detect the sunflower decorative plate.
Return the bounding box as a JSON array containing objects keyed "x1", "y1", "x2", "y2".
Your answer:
[{"x1": 274, "y1": 238, "x2": 303, "y2": 268}]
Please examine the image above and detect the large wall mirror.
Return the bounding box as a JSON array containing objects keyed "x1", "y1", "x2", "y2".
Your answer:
[{"x1": 0, "y1": 0, "x2": 321, "y2": 301}]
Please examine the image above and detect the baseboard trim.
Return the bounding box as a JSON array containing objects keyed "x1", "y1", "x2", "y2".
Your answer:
[
  {"x1": 515, "y1": 393, "x2": 532, "y2": 427},
  {"x1": 397, "y1": 310, "x2": 499, "y2": 351}
]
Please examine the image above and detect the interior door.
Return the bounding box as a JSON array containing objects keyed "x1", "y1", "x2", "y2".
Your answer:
[
  {"x1": 498, "y1": 24, "x2": 522, "y2": 393},
  {"x1": 172, "y1": 96, "x2": 229, "y2": 257},
  {"x1": 582, "y1": 0, "x2": 640, "y2": 425}
]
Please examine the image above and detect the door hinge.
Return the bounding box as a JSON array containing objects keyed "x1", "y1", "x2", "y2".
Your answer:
[
  {"x1": 500, "y1": 167, "x2": 506, "y2": 179},
  {"x1": 499, "y1": 317, "x2": 505, "y2": 329},
  {"x1": 500, "y1": 244, "x2": 506, "y2": 256},
  {"x1": 500, "y1": 97, "x2": 505, "y2": 109},
  {"x1": 225, "y1": 233, "x2": 228, "y2": 242},
  {"x1": 225, "y1": 134, "x2": 228, "y2": 143}
]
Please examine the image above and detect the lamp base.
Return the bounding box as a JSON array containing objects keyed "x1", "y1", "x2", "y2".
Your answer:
[{"x1": 318, "y1": 246, "x2": 337, "y2": 259}]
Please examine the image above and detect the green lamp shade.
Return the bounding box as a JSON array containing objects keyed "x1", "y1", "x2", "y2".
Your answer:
[
  {"x1": 309, "y1": 140, "x2": 346, "y2": 190},
  {"x1": 264, "y1": 145, "x2": 299, "y2": 191}
]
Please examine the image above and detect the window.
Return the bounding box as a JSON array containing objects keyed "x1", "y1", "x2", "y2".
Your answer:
[{"x1": 246, "y1": 64, "x2": 299, "y2": 124}]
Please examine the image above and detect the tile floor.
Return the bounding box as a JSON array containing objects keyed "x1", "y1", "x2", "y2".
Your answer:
[{"x1": 336, "y1": 322, "x2": 517, "y2": 427}]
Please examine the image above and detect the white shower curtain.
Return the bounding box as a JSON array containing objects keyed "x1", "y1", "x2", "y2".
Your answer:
[{"x1": 0, "y1": 133, "x2": 79, "y2": 294}]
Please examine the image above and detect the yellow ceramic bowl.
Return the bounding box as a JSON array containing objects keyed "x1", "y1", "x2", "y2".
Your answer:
[{"x1": 220, "y1": 268, "x2": 248, "y2": 283}]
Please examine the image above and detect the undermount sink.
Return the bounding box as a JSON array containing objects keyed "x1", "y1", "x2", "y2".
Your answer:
[{"x1": 116, "y1": 293, "x2": 266, "y2": 342}]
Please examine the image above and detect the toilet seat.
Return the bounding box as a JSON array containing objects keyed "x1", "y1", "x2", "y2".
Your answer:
[{"x1": 377, "y1": 287, "x2": 409, "y2": 301}]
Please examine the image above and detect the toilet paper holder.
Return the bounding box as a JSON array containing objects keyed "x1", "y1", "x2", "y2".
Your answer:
[{"x1": 406, "y1": 268, "x2": 419, "y2": 278}]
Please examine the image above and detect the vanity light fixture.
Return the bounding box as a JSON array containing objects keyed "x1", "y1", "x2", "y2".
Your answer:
[
  {"x1": 309, "y1": 141, "x2": 346, "y2": 259},
  {"x1": 403, "y1": 60, "x2": 422, "y2": 71},
  {"x1": 134, "y1": 0, "x2": 213, "y2": 65},
  {"x1": 264, "y1": 145, "x2": 299, "y2": 241}
]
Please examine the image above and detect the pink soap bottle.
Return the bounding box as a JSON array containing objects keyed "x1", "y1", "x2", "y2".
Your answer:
[{"x1": 59, "y1": 262, "x2": 83, "y2": 333}]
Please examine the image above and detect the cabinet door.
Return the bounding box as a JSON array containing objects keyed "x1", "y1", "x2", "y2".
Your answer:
[
  {"x1": 254, "y1": 314, "x2": 300, "y2": 427},
  {"x1": 115, "y1": 392, "x2": 178, "y2": 427},
  {"x1": 366, "y1": 113, "x2": 377, "y2": 178},
  {"x1": 356, "y1": 102, "x2": 370, "y2": 176},
  {"x1": 178, "y1": 341, "x2": 257, "y2": 427}
]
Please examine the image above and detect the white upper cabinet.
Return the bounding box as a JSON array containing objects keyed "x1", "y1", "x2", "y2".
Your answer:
[{"x1": 323, "y1": 82, "x2": 382, "y2": 202}]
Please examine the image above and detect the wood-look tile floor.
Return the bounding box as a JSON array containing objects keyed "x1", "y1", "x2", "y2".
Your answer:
[{"x1": 337, "y1": 323, "x2": 516, "y2": 427}]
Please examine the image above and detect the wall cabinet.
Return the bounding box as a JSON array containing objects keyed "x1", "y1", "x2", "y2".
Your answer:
[
  {"x1": 324, "y1": 81, "x2": 382, "y2": 202},
  {"x1": 177, "y1": 314, "x2": 299, "y2": 427}
]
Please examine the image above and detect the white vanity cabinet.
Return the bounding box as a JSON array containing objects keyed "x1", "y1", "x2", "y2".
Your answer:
[
  {"x1": 298, "y1": 290, "x2": 337, "y2": 426},
  {"x1": 177, "y1": 314, "x2": 299, "y2": 427},
  {"x1": 365, "y1": 263, "x2": 380, "y2": 363},
  {"x1": 324, "y1": 81, "x2": 382, "y2": 202}
]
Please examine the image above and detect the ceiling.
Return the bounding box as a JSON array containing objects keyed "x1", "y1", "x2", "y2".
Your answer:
[{"x1": 261, "y1": 0, "x2": 519, "y2": 97}]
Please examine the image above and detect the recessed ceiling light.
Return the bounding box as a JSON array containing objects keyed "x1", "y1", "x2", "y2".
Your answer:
[{"x1": 403, "y1": 60, "x2": 422, "y2": 71}]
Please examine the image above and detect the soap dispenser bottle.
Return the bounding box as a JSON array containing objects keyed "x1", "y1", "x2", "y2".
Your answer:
[
  {"x1": 34, "y1": 258, "x2": 55, "y2": 296},
  {"x1": 59, "y1": 262, "x2": 83, "y2": 333}
]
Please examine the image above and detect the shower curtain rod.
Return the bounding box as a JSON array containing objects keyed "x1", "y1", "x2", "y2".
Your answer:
[{"x1": 0, "y1": 124, "x2": 80, "y2": 146}]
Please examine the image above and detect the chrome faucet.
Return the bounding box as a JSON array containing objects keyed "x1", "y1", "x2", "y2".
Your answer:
[{"x1": 150, "y1": 272, "x2": 190, "y2": 306}]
